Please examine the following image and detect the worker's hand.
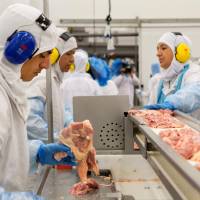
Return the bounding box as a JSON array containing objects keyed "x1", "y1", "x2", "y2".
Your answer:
[
  {"x1": 37, "y1": 143, "x2": 77, "y2": 166},
  {"x1": 144, "y1": 101, "x2": 176, "y2": 110}
]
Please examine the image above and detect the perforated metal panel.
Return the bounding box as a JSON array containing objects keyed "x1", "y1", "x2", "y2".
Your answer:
[
  {"x1": 99, "y1": 122, "x2": 124, "y2": 149},
  {"x1": 73, "y1": 95, "x2": 129, "y2": 153}
]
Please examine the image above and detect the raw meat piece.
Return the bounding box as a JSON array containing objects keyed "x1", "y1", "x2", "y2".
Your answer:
[
  {"x1": 128, "y1": 109, "x2": 183, "y2": 128},
  {"x1": 59, "y1": 120, "x2": 94, "y2": 160},
  {"x1": 69, "y1": 178, "x2": 99, "y2": 195},
  {"x1": 160, "y1": 128, "x2": 200, "y2": 159},
  {"x1": 58, "y1": 120, "x2": 99, "y2": 195}
]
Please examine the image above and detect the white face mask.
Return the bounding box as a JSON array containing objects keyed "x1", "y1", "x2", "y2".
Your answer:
[
  {"x1": 20, "y1": 79, "x2": 30, "y2": 90},
  {"x1": 160, "y1": 57, "x2": 185, "y2": 81}
]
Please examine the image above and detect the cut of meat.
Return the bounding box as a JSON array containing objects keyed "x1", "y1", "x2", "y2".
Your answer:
[
  {"x1": 69, "y1": 178, "x2": 99, "y2": 195},
  {"x1": 128, "y1": 109, "x2": 183, "y2": 128},
  {"x1": 160, "y1": 128, "x2": 200, "y2": 159},
  {"x1": 58, "y1": 120, "x2": 99, "y2": 195},
  {"x1": 59, "y1": 120, "x2": 94, "y2": 161}
]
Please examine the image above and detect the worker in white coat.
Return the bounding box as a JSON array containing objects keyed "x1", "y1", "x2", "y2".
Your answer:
[
  {"x1": 0, "y1": 4, "x2": 76, "y2": 199},
  {"x1": 26, "y1": 28, "x2": 77, "y2": 142},
  {"x1": 61, "y1": 49, "x2": 102, "y2": 117},
  {"x1": 144, "y1": 32, "x2": 200, "y2": 115},
  {"x1": 112, "y1": 59, "x2": 140, "y2": 108}
]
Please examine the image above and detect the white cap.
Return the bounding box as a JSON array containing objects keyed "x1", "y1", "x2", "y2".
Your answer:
[
  {"x1": 55, "y1": 27, "x2": 77, "y2": 56},
  {"x1": 0, "y1": 3, "x2": 58, "y2": 55},
  {"x1": 158, "y1": 32, "x2": 192, "y2": 54},
  {"x1": 74, "y1": 49, "x2": 89, "y2": 73}
]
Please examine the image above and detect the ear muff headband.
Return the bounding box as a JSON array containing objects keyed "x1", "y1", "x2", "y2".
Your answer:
[
  {"x1": 49, "y1": 32, "x2": 72, "y2": 65},
  {"x1": 172, "y1": 32, "x2": 191, "y2": 63},
  {"x1": 4, "y1": 14, "x2": 51, "y2": 65},
  {"x1": 4, "y1": 31, "x2": 37, "y2": 64},
  {"x1": 50, "y1": 48, "x2": 60, "y2": 65},
  {"x1": 60, "y1": 32, "x2": 71, "y2": 41}
]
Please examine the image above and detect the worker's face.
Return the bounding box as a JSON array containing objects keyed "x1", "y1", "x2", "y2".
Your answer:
[
  {"x1": 156, "y1": 43, "x2": 174, "y2": 69},
  {"x1": 59, "y1": 49, "x2": 76, "y2": 72},
  {"x1": 21, "y1": 51, "x2": 51, "y2": 81}
]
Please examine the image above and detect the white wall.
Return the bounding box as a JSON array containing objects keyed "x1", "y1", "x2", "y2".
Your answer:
[
  {"x1": 0, "y1": 0, "x2": 30, "y2": 13},
  {"x1": 1, "y1": 0, "x2": 200, "y2": 89},
  {"x1": 47, "y1": 0, "x2": 200, "y2": 89},
  {"x1": 47, "y1": 0, "x2": 200, "y2": 24}
]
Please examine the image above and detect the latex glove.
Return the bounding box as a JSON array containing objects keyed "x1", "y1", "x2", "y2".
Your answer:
[
  {"x1": 0, "y1": 191, "x2": 44, "y2": 200},
  {"x1": 37, "y1": 143, "x2": 77, "y2": 166},
  {"x1": 144, "y1": 101, "x2": 176, "y2": 110}
]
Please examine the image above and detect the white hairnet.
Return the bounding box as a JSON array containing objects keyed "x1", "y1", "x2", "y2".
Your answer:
[
  {"x1": 74, "y1": 49, "x2": 88, "y2": 73},
  {"x1": 158, "y1": 32, "x2": 192, "y2": 54},
  {"x1": 158, "y1": 32, "x2": 192, "y2": 80},
  {"x1": 55, "y1": 28, "x2": 77, "y2": 56},
  {"x1": 0, "y1": 3, "x2": 58, "y2": 56}
]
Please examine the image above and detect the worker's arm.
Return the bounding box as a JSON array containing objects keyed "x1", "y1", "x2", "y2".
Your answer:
[
  {"x1": 0, "y1": 186, "x2": 44, "y2": 200},
  {"x1": 144, "y1": 82, "x2": 200, "y2": 112},
  {"x1": 131, "y1": 73, "x2": 140, "y2": 86},
  {"x1": 26, "y1": 96, "x2": 59, "y2": 143},
  {"x1": 165, "y1": 82, "x2": 200, "y2": 113}
]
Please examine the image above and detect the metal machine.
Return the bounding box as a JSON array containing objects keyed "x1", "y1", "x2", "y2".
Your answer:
[{"x1": 26, "y1": 95, "x2": 200, "y2": 200}]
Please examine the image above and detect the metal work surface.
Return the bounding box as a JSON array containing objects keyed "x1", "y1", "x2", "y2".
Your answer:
[
  {"x1": 97, "y1": 155, "x2": 172, "y2": 200},
  {"x1": 27, "y1": 155, "x2": 172, "y2": 200},
  {"x1": 41, "y1": 169, "x2": 116, "y2": 200},
  {"x1": 73, "y1": 95, "x2": 130, "y2": 154}
]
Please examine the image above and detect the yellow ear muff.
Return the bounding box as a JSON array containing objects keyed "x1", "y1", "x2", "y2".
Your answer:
[
  {"x1": 86, "y1": 63, "x2": 90, "y2": 72},
  {"x1": 175, "y1": 43, "x2": 190, "y2": 63},
  {"x1": 69, "y1": 64, "x2": 75, "y2": 72},
  {"x1": 50, "y1": 48, "x2": 60, "y2": 65}
]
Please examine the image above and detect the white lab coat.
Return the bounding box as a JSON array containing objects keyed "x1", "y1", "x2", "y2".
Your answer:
[
  {"x1": 0, "y1": 57, "x2": 29, "y2": 191},
  {"x1": 61, "y1": 72, "x2": 102, "y2": 115},
  {"x1": 100, "y1": 80, "x2": 119, "y2": 96},
  {"x1": 113, "y1": 74, "x2": 140, "y2": 108},
  {"x1": 27, "y1": 63, "x2": 66, "y2": 141},
  {"x1": 148, "y1": 62, "x2": 200, "y2": 117}
]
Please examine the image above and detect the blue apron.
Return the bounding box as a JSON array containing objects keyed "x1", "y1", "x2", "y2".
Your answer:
[{"x1": 157, "y1": 64, "x2": 189, "y2": 103}]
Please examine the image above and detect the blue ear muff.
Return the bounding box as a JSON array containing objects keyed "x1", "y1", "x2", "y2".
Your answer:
[{"x1": 4, "y1": 31, "x2": 36, "y2": 64}]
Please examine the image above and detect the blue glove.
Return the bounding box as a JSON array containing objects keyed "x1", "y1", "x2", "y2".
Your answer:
[
  {"x1": 37, "y1": 143, "x2": 77, "y2": 166},
  {"x1": 144, "y1": 101, "x2": 176, "y2": 110}
]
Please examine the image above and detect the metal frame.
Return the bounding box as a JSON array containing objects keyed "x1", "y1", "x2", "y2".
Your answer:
[
  {"x1": 126, "y1": 112, "x2": 200, "y2": 200},
  {"x1": 36, "y1": 0, "x2": 54, "y2": 195},
  {"x1": 60, "y1": 18, "x2": 200, "y2": 26}
]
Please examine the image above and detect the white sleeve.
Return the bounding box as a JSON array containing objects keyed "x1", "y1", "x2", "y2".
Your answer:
[
  {"x1": 0, "y1": 87, "x2": 11, "y2": 156},
  {"x1": 132, "y1": 74, "x2": 140, "y2": 86}
]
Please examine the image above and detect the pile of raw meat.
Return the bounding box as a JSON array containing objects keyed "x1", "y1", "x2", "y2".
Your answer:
[
  {"x1": 58, "y1": 120, "x2": 100, "y2": 195},
  {"x1": 160, "y1": 128, "x2": 200, "y2": 161},
  {"x1": 128, "y1": 109, "x2": 184, "y2": 128},
  {"x1": 128, "y1": 109, "x2": 200, "y2": 169}
]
